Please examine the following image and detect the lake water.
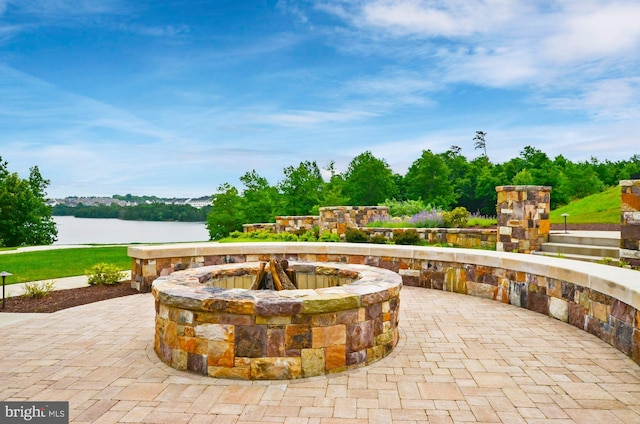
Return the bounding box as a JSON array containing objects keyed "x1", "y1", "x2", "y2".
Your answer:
[{"x1": 53, "y1": 216, "x2": 210, "y2": 245}]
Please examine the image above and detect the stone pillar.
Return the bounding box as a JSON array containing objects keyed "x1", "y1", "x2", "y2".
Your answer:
[
  {"x1": 496, "y1": 185, "x2": 551, "y2": 253},
  {"x1": 319, "y1": 206, "x2": 389, "y2": 239},
  {"x1": 620, "y1": 180, "x2": 640, "y2": 268}
]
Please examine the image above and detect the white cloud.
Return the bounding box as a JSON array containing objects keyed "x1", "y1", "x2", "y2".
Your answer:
[
  {"x1": 542, "y1": 2, "x2": 640, "y2": 64},
  {"x1": 254, "y1": 109, "x2": 377, "y2": 127}
]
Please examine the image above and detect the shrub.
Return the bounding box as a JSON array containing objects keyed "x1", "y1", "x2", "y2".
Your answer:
[
  {"x1": 318, "y1": 231, "x2": 341, "y2": 242},
  {"x1": 86, "y1": 263, "x2": 126, "y2": 285},
  {"x1": 297, "y1": 230, "x2": 318, "y2": 242},
  {"x1": 23, "y1": 280, "x2": 55, "y2": 298},
  {"x1": 443, "y1": 207, "x2": 470, "y2": 228},
  {"x1": 369, "y1": 234, "x2": 389, "y2": 244},
  {"x1": 380, "y1": 199, "x2": 433, "y2": 216},
  {"x1": 393, "y1": 229, "x2": 420, "y2": 245},
  {"x1": 345, "y1": 228, "x2": 369, "y2": 243},
  {"x1": 409, "y1": 209, "x2": 444, "y2": 228}
]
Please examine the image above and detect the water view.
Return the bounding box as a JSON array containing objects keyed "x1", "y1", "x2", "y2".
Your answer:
[{"x1": 53, "y1": 216, "x2": 210, "y2": 245}]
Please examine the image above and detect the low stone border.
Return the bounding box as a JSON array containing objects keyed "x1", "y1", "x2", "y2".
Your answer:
[
  {"x1": 129, "y1": 242, "x2": 640, "y2": 365},
  {"x1": 152, "y1": 262, "x2": 401, "y2": 380}
]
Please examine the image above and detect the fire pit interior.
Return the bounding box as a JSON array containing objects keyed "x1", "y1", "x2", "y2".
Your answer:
[{"x1": 153, "y1": 260, "x2": 402, "y2": 380}]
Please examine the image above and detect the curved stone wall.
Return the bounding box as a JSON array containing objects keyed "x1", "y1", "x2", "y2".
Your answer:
[
  {"x1": 152, "y1": 261, "x2": 401, "y2": 380},
  {"x1": 129, "y1": 242, "x2": 640, "y2": 366}
]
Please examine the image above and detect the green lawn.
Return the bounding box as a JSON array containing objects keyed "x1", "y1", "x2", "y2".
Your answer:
[
  {"x1": 0, "y1": 246, "x2": 130, "y2": 285},
  {"x1": 550, "y1": 186, "x2": 621, "y2": 224}
]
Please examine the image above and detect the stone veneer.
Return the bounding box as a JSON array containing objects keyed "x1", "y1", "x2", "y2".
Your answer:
[
  {"x1": 275, "y1": 215, "x2": 319, "y2": 234},
  {"x1": 319, "y1": 206, "x2": 389, "y2": 239},
  {"x1": 129, "y1": 242, "x2": 640, "y2": 366},
  {"x1": 496, "y1": 185, "x2": 551, "y2": 253},
  {"x1": 364, "y1": 227, "x2": 496, "y2": 249},
  {"x1": 621, "y1": 180, "x2": 640, "y2": 269},
  {"x1": 152, "y1": 261, "x2": 401, "y2": 380}
]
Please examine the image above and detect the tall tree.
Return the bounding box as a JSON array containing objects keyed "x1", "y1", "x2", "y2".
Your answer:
[
  {"x1": 206, "y1": 183, "x2": 245, "y2": 240},
  {"x1": 0, "y1": 158, "x2": 57, "y2": 247},
  {"x1": 239, "y1": 170, "x2": 280, "y2": 224},
  {"x1": 404, "y1": 150, "x2": 456, "y2": 208},
  {"x1": 343, "y1": 151, "x2": 396, "y2": 205},
  {"x1": 473, "y1": 131, "x2": 488, "y2": 158},
  {"x1": 320, "y1": 161, "x2": 350, "y2": 207},
  {"x1": 278, "y1": 161, "x2": 323, "y2": 215}
]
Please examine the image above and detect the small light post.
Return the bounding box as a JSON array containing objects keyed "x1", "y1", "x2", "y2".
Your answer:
[
  {"x1": 561, "y1": 213, "x2": 569, "y2": 234},
  {"x1": 1, "y1": 271, "x2": 12, "y2": 309}
]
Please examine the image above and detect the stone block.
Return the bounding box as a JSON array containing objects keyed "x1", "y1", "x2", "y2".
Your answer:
[
  {"x1": 251, "y1": 357, "x2": 301, "y2": 380},
  {"x1": 591, "y1": 302, "x2": 609, "y2": 322},
  {"x1": 569, "y1": 303, "x2": 587, "y2": 329},
  {"x1": 187, "y1": 353, "x2": 208, "y2": 375},
  {"x1": 312, "y1": 325, "x2": 346, "y2": 348},
  {"x1": 196, "y1": 323, "x2": 234, "y2": 341},
  {"x1": 325, "y1": 345, "x2": 347, "y2": 371},
  {"x1": 207, "y1": 340, "x2": 234, "y2": 367},
  {"x1": 549, "y1": 297, "x2": 569, "y2": 322},
  {"x1": 285, "y1": 324, "x2": 312, "y2": 349},
  {"x1": 466, "y1": 281, "x2": 497, "y2": 300},
  {"x1": 301, "y1": 348, "x2": 325, "y2": 377},
  {"x1": 235, "y1": 325, "x2": 267, "y2": 357}
]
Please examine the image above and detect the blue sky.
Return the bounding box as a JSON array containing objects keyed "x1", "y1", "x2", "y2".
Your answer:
[{"x1": 1, "y1": 0, "x2": 639, "y2": 198}]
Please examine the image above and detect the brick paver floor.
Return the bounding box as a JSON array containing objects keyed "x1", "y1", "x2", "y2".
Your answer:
[{"x1": 1, "y1": 286, "x2": 640, "y2": 423}]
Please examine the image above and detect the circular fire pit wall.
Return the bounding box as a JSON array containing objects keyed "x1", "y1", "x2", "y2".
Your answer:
[{"x1": 153, "y1": 261, "x2": 402, "y2": 380}]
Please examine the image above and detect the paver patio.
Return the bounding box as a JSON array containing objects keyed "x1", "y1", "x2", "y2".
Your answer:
[{"x1": 1, "y1": 286, "x2": 639, "y2": 423}]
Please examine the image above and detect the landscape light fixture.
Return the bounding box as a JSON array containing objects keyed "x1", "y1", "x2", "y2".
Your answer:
[
  {"x1": 1, "y1": 271, "x2": 12, "y2": 309},
  {"x1": 561, "y1": 213, "x2": 569, "y2": 234}
]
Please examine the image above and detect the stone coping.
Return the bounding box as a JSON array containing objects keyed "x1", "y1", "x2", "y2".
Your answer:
[
  {"x1": 152, "y1": 261, "x2": 402, "y2": 314},
  {"x1": 129, "y1": 242, "x2": 640, "y2": 309}
]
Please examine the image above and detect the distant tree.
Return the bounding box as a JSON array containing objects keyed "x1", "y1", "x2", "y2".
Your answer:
[
  {"x1": 206, "y1": 183, "x2": 245, "y2": 240},
  {"x1": 320, "y1": 162, "x2": 350, "y2": 206},
  {"x1": 0, "y1": 158, "x2": 57, "y2": 247},
  {"x1": 439, "y1": 146, "x2": 473, "y2": 210},
  {"x1": 343, "y1": 151, "x2": 396, "y2": 205},
  {"x1": 473, "y1": 131, "x2": 487, "y2": 158},
  {"x1": 240, "y1": 170, "x2": 280, "y2": 224},
  {"x1": 278, "y1": 161, "x2": 323, "y2": 215},
  {"x1": 404, "y1": 150, "x2": 456, "y2": 208}
]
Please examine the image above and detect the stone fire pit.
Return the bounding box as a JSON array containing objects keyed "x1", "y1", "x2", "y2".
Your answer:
[{"x1": 152, "y1": 261, "x2": 402, "y2": 380}]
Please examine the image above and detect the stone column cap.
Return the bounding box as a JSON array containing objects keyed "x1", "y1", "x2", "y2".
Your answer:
[{"x1": 496, "y1": 185, "x2": 552, "y2": 192}]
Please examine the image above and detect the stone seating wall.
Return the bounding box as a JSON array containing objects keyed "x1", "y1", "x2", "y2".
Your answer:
[{"x1": 129, "y1": 242, "x2": 640, "y2": 366}]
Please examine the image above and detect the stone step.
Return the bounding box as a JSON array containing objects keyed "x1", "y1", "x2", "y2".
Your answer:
[
  {"x1": 532, "y1": 251, "x2": 622, "y2": 264},
  {"x1": 540, "y1": 242, "x2": 619, "y2": 259},
  {"x1": 548, "y1": 232, "x2": 620, "y2": 248}
]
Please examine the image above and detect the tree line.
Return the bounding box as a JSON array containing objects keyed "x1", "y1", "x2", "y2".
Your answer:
[
  {"x1": 206, "y1": 145, "x2": 640, "y2": 239},
  {"x1": 53, "y1": 203, "x2": 211, "y2": 222}
]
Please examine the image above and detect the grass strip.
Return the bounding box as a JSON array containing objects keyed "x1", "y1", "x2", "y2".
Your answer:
[{"x1": 0, "y1": 246, "x2": 130, "y2": 285}]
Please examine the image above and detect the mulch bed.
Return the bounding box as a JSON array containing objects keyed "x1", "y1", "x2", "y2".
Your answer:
[{"x1": 0, "y1": 281, "x2": 140, "y2": 313}]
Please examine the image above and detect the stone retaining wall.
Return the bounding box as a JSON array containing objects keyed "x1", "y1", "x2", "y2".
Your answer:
[
  {"x1": 364, "y1": 227, "x2": 496, "y2": 249},
  {"x1": 275, "y1": 216, "x2": 319, "y2": 234},
  {"x1": 319, "y1": 206, "x2": 389, "y2": 238},
  {"x1": 129, "y1": 242, "x2": 640, "y2": 366},
  {"x1": 621, "y1": 180, "x2": 640, "y2": 268}
]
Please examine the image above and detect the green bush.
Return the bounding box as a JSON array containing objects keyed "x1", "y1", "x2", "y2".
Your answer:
[
  {"x1": 345, "y1": 228, "x2": 369, "y2": 243},
  {"x1": 380, "y1": 199, "x2": 433, "y2": 216},
  {"x1": 318, "y1": 231, "x2": 341, "y2": 242},
  {"x1": 86, "y1": 263, "x2": 126, "y2": 285},
  {"x1": 393, "y1": 229, "x2": 421, "y2": 245},
  {"x1": 443, "y1": 207, "x2": 470, "y2": 228},
  {"x1": 297, "y1": 230, "x2": 318, "y2": 242},
  {"x1": 369, "y1": 234, "x2": 389, "y2": 244},
  {"x1": 23, "y1": 281, "x2": 55, "y2": 298}
]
